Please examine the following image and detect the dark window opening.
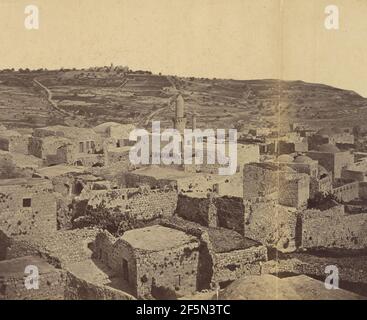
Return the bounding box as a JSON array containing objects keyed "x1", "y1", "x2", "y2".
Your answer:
[
  {"x1": 74, "y1": 182, "x2": 84, "y2": 195},
  {"x1": 23, "y1": 198, "x2": 32, "y2": 208},
  {"x1": 122, "y1": 259, "x2": 129, "y2": 281}
]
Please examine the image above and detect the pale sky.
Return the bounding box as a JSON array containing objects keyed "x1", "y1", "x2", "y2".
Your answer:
[{"x1": 1, "y1": 0, "x2": 367, "y2": 96}]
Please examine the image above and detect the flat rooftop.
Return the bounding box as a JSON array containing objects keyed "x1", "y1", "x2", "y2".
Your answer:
[
  {"x1": 0, "y1": 178, "x2": 50, "y2": 187},
  {"x1": 36, "y1": 165, "x2": 86, "y2": 178},
  {"x1": 121, "y1": 225, "x2": 197, "y2": 251},
  {"x1": 0, "y1": 256, "x2": 57, "y2": 279},
  {"x1": 246, "y1": 162, "x2": 279, "y2": 171},
  {"x1": 131, "y1": 166, "x2": 195, "y2": 180}
]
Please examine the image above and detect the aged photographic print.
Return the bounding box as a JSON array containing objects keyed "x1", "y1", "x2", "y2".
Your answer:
[{"x1": 0, "y1": 0, "x2": 367, "y2": 302}]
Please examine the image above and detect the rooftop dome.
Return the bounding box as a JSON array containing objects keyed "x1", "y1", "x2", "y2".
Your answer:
[
  {"x1": 276, "y1": 154, "x2": 294, "y2": 163},
  {"x1": 218, "y1": 275, "x2": 301, "y2": 300},
  {"x1": 318, "y1": 165, "x2": 329, "y2": 178},
  {"x1": 282, "y1": 166, "x2": 296, "y2": 173},
  {"x1": 294, "y1": 155, "x2": 314, "y2": 164},
  {"x1": 317, "y1": 143, "x2": 340, "y2": 153}
]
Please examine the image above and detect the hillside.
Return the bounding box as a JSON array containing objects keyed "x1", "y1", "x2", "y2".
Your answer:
[{"x1": 0, "y1": 69, "x2": 366, "y2": 131}]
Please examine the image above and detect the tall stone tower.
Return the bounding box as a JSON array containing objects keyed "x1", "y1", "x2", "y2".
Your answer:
[
  {"x1": 173, "y1": 94, "x2": 187, "y2": 134},
  {"x1": 192, "y1": 111, "x2": 197, "y2": 130}
]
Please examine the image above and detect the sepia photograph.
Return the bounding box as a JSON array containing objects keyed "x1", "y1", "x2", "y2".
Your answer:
[{"x1": 0, "y1": 0, "x2": 367, "y2": 307}]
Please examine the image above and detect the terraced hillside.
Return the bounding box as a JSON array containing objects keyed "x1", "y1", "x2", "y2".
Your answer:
[
  {"x1": 1, "y1": 69, "x2": 367, "y2": 131},
  {"x1": 0, "y1": 73, "x2": 63, "y2": 128}
]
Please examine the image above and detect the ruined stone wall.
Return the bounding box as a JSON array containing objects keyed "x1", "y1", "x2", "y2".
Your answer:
[
  {"x1": 301, "y1": 212, "x2": 367, "y2": 250},
  {"x1": 106, "y1": 149, "x2": 130, "y2": 166},
  {"x1": 125, "y1": 172, "x2": 177, "y2": 189},
  {"x1": 244, "y1": 199, "x2": 298, "y2": 252},
  {"x1": 74, "y1": 154, "x2": 104, "y2": 167},
  {"x1": 76, "y1": 188, "x2": 177, "y2": 231},
  {"x1": 184, "y1": 163, "x2": 226, "y2": 175},
  {"x1": 213, "y1": 245, "x2": 267, "y2": 284},
  {"x1": 0, "y1": 179, "x2": 56, "y2": 237},
  {"x1": 243, "y1": 164, "x2": 278, "y2": 200},
  {"x1": 215, "y1": 196, "x2": 244, "y2": 234}
]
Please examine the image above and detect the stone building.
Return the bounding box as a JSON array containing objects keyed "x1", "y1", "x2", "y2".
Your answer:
[
  {"x1": 276, "y1": 154, "x2": 332, "y2": 198},
  {"x1": 279, "y1": 171, "x2": 310, "y2": 208},
  {"x1": 310, "y1": 165, "x2": 333, "y2": 198},
  {"x1": 308, "y1": 127, "x2": 354, "y2": 150},
  {"x1": 0, "y1": 178, "x2": 56, "y2": 237},
  {"x1": 307, "y1": 144, "x2": 354, "y2": 179},
  {"x1": 341, "y1": 160, "x2": 367, "y2": 182},
  {"x1": 0, "y1": 129, "x2": 30, "y2": 155},
  {"x1": 243, "y1": 163, "x2": 279, "y2": 200},
  {"x1": 243, "y1": 162, "x2": 310, "y2": 207},
  {"x1": 29, "y1": 125, "x2": 103, "y2": 167},
  {"x1": 93, "y1": 225, "x2": 200, "y2": 298},
  {"x1": 278, "y1": 140, "x2": 308, "y2": 154}
]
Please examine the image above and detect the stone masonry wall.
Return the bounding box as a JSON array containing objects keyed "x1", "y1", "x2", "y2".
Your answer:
[
  {"x1": 213, "y1": 245, "x2": 267, "y2": 284},
  {"x1": 135, "y1": 243, "x2": 200, "y2": 299},
  {"x1": 0, "y1": 179, "x2": 56, "y2": 237},
  {"x1": 0, "y1": 256, "x2": 66, "y2": 300},
  {"x1": 244, "y1": 199, "x2": 298, "y2": 252},
  {"x1": 301, "y1": 212, "x2": 367, "y2": 250},
  {"x1": 214, "y1": 196, "x2": 245, "y2": 234},
  {"x1": 176, "y1": 194, "x2": 213, "y2": 227}
]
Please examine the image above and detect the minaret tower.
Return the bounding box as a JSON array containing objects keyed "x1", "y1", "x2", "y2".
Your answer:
[
  {"x1": 192, "y1": 110, "x2": 197, "y2": 130},
  {"x1": 173, "y1": 94, "x2": 187, "y2": 134}
]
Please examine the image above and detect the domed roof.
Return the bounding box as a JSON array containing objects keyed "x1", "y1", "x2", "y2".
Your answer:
[
  {"x1": 276, "y1": 154, "x2": 294, "y2": 163},
  {"x1": 317, "y1": 143, "x2": 340, "y2": 153},
  {"x1": 218, "y1": 275, "x2": 301, "y2": 300},
  {"x1": 294, "y1": 155, "x2": 314, "y2": 164},
  {"x1": 282, "y1": 166, "x2": 296, "y2": 173},
  {"x1": 318, "y1": 165, "x2": 329, "y2": 177}
]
